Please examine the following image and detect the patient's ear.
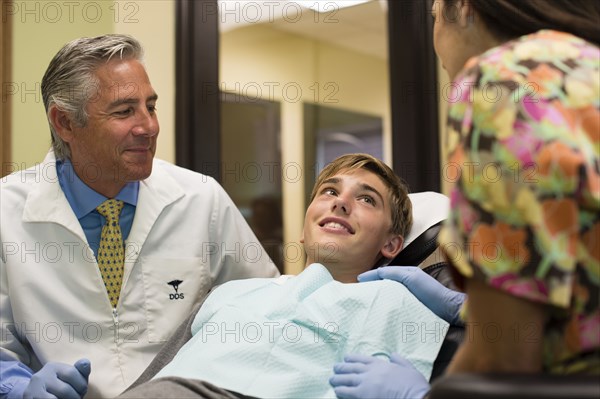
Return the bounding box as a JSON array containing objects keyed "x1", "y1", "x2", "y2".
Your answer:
[{"x1": 380, "y1": 235, "x2": 403, "y2": 259}]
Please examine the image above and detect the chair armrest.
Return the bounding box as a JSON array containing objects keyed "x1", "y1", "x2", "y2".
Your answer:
[{"x1": 428, "y1": 373, "x2": 600, "y2": 399}]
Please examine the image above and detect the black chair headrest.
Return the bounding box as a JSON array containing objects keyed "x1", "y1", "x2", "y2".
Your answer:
[
  {"x1": 381, "y1": 192, "x2": 449, "y2": 267},
  {"x1": 390, "y1": 222, "x2": 443, "y2": 266}
]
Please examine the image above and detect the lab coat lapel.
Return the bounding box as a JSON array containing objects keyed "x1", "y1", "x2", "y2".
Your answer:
[
  {"x1": 123, "y1": 161, "x2": 185, "y2": 283},
  {"x1": 22, "y1": 151, "x2": 88, "y2": 243}
]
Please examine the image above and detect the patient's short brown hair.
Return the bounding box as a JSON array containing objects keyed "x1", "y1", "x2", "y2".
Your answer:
[{"x1": 311, "y1": 153, "x2": 412, "y2": 239}]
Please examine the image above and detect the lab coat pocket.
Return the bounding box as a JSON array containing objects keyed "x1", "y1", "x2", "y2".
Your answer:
[{"x1": 140, "y1": 257, "x2": 212, "y2": 343}]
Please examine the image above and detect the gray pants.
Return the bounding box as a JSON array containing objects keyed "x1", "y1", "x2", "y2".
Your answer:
[{"x1": 118, "y1": 377, "x2": 243, "y2": 399}]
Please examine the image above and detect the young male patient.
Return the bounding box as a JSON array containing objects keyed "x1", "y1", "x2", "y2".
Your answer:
[{"x1": 120, "y1": 154, "x2": 448, "y2": 398}]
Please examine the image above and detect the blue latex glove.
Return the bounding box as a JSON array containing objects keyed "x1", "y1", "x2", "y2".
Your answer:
[
  {"x1": 330, "y1": 353, "x2": 430, "y2": 399},
  {"x1": 359, "y1": 266, "x2": 466, "y2": 326},
  {"x1": 22, "y1": 359, "x2": 91, "y2": 399}
]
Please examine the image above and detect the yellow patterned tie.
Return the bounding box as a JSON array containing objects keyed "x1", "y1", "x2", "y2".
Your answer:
[{"x1": 96, "y1": 199, "x2": 125, "y2": 308}]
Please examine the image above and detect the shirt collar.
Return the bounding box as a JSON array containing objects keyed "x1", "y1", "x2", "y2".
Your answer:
[{"x1": 56, "y1": 159, "x2": 139, "y2": 219}]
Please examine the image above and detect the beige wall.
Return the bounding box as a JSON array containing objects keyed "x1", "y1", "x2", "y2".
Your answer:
[
  {"x1": 114, "y1": 0, "x2": 175, "y2": 163},
  {"x1": 11, "y1": 1, "x2": 112, "y2": 170},
  {"x1": 437, "y1": 60, "x2": 450, "y2": 195},
  {"x1": 9, "y1": 0, "x2": 175, "y2": 171},
  {"x1": 221, "y1": 24, "x2": 390, "y2": 274}
]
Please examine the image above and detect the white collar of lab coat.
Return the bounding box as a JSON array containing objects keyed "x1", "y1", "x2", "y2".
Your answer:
[{"x1": 23, "y1": 150, "x2": 185, "y2": 240}]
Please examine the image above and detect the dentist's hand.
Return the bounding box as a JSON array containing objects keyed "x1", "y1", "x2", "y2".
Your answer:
[
  {"x1": 359, "y1": 266, "x2": 466, "y2": 325},
  {"x1": 23, "y1": 359, "x2": 91, "y2": 399},
  {"x1": 330, "y1": 354, "x2": 430, "y2": 399}
]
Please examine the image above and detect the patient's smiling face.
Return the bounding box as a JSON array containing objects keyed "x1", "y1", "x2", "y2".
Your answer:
[{"x1": 301, "y1": 168, "x2": 402, "y2": 282}]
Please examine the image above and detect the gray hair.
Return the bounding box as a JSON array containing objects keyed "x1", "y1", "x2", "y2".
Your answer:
[{"x1": 41, "y1": 34, "x2": 144, "y2": 160}]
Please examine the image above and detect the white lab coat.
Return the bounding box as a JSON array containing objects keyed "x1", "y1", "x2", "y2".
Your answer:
[{"x1": 0, "y1": 151, "x2": 280, "y2": 398}]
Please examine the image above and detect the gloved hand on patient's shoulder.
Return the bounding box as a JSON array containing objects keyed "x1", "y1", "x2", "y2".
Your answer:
[{"x1": 359, "y1": 266, "x2": 466, "y2": 326}]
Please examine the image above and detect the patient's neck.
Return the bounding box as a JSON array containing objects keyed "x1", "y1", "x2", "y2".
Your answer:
[
  {"x1": 305, "y1": 260, "x2": 367, "y2": 283},
  {"x1": 331, "y1": 271, "x2": 360, "y2": 283}
]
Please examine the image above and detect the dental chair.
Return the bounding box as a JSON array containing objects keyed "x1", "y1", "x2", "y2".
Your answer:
[
  {"x1": 126, "y1": 192, "x2": 461, "y2": 392},
  {"x1": 393, "y1": 192, "x2": 447, "y2": 268},
  {"x1": 396, "y1": 194, "x2": 600, "y2": 399},
  {"x1": 428, "y1": 373, "x2": 600, "y2": 399}
]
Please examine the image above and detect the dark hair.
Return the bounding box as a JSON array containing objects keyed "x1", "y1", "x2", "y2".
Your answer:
[{"x1": 444, "y1": 0, "x2": 600, "y2": 46}]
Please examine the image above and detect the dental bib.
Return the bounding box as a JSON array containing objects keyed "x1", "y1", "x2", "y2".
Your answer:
[{"x1": 155, "y1": 264, "x2": 448, "y2": 398}]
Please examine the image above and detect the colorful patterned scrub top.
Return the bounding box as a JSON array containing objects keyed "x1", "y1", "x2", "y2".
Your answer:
[{"x1": 438, "y1": 30, "x2": 599, "y2": 373}]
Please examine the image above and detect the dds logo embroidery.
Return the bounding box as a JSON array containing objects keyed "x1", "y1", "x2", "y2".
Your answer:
[{"x1": 167, "y1": 279, "x2": 184, "y2": 300}]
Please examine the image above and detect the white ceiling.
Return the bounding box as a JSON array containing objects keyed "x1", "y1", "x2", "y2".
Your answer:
[{"x1": 219, "y1": 0, "x2": 388, "y2": 60}]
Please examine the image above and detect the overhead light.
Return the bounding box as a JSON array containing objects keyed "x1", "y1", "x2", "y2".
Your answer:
[
  {"x1": 293, "y1": 0, "x2": 372, "y2": 13},
  {"x1": 216, "y1": 0, "x2": 376, "y2": 33}
]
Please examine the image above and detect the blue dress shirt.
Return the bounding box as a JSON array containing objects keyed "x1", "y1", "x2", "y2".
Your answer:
[{"x1": 56, "y1": 159, "x2": 138, "y2": 259}]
